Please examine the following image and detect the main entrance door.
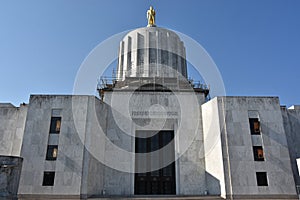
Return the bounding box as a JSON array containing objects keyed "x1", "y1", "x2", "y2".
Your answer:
[{"x1": 135, "y1": 130, "x2": 175, "y2": 195}]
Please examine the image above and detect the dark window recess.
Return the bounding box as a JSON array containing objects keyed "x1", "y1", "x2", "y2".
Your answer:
[
  {"x1": 137, "y1": 49, "x2": 144, "y2": 66},
  {"x1": 127, "y1": 51, "x2": 132, "y2": 73},
  {"x1": 126, "y1": 36, "x2": 132, "y2": 76},
  {"x1": 249, "y1": 118, "x2": 260, "y2": 135},
  {"x1": 137, "y1": 48, "x2": 144, "y2": 75},
  {"x1": 46, "y1": 145, "x2": 58, "y2": 161},
  {"x1": 149, "y1": 48, "x2": 157, "y2": 63},
  {"x1": 256, "y1": 172, "x2": 268, "y2": 186},
  {"x1": 253, "y1": 146, "x2": 264, "y2": 161},
  {"x1": 119, "y1": 54, "x2": 124, "y2": 76},
  {"x1": 171, "y1": 53, "x2": 178, "y2": 68},
  {"x1": 42, "y1": 171, "x2": 55, "y2": 186},
  {"x1": 49, "y1": 117, "x2": 61, "y2": 133},
  {"x1": 181, "y1": 57, "x2": 187, "y2": 77},
  {"x1": 161, "y1": 49, "x2": 169, "y2": 65}
]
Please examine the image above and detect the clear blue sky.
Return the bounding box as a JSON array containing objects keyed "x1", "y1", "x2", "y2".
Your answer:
[{"x1": 0, "y1": 0, "x2": 299, "y2": 106}]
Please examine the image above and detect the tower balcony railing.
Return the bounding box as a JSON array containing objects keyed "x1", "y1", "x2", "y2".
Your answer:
[{"x1": 97, "y1": 73, "x2": 209, "y2": 96}]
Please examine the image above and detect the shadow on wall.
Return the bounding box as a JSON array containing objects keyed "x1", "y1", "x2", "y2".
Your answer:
[
  {"x1": 0, "y1": 156, "x2": 23, "y2": 198},
  {"x1": 205, "y1": 171, "x2": 221, "y2": 196}
]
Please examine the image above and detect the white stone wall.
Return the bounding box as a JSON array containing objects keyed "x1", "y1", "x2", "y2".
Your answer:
[
  {"x1": 18, "y1": 95, "x2": 90, "y2": 197},
  {"x1": 177, "y1": 92, "x2": 206, "y2": 195},
  {"x1": 117, "y1": 27, "x2": 187, "y2": 80},
  {"x1": 102, "y1": 90, "x2": 206, "y2": 195},
  {"x1": 0, "y1": 103, "x2": 27, "y2": 156},
  {"x1": 12, "y1": 94, "x2": 299, "y2": 198},
  {"x1": 202, "y1": 98, "x2": 226, "y2": 198},
  {"x1": 202, "y1": 97, "x2": 297, "y2": 198},
  {"x1": 16, "y1": 91, "x2": 207, "y2": 197},
  {"x1": 17, "y1": 95, "x2": 109, "y2": 198},
  {"x1": 282, "y1": 105, "x2": 300, "y2": 188},
  {"x1": 80, "y1": 96, "x2": 107, "y2": 197}
]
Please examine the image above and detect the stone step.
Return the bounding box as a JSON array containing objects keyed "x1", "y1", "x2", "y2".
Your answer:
[
  {"x1": 17, "y1": 196, "x2": 224, "y2": 200},
  {"x1": 89, "y1": 196, "x2": 223, "y2": 200}
]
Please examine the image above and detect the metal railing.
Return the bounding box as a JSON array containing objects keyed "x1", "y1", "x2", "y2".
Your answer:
[
  {"x1": 97, "y1": 76, "x2": 116, "y2": 89},
  {"x1": 97, "y1": 75, "x2": 209, "y2": 92}
]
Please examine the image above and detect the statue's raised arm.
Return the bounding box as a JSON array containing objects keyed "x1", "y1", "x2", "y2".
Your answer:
[{"x1": 147, "y1": 6, "x2": 156, "y2": 27}]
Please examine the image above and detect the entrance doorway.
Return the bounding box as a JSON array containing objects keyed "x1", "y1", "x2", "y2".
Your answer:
[{"x1": 135, "y1": 130, "x2": 175, "y2": 195}]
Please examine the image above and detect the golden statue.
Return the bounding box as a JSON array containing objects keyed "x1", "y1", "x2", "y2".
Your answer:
[{"x1": 147, "y1": 6, "x2": 156, "y2": 27}]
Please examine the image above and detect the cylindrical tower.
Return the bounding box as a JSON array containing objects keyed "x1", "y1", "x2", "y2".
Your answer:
[{"x1": 116, "y1": 27, "x2": 187, "y2": 80}]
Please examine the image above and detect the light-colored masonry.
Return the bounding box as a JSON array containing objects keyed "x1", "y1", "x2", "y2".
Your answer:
[{"x1": 1, "y1": 26, "x2": 300, "y2": 199}]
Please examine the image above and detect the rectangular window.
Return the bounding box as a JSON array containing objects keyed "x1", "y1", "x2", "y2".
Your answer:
[
  {"x1": 253, "y1": 146, "x2": 264, "y2": 161},
  {"x1": 137, "y1": 49, "x2": 144, "y2": 66},
  {"x1": 46, "y1": 145, "x2": 58, "y2": 161},
  {"x1": 137, "y1": 48, "x2": 144, "y2": 76},
  {"x1": 49, "y1": 117, "x2": 61, "y2": 134},
  {"x1": 119, "y1": 41, "x2": 124, "y2": 77},
  {"x1": 256, "y1": 172, "x2": 268, "y2": 186},
  {"x1": 171, "y1": 53, "x2": 178, "y2": 68},
  {"x1": 249, "y1": 118, "x2": 260, "y2": 135},
  {"x1": 161, "y1": 50, "x2": 169, "y2": 65},
  {"x1": 149, "y1": 48, "x2": 157, "y2": 64},
  {"x1": 137, "y1": 33, "x2": 144, "y2": 68},
  {"x1": 42, "y1": 171, "x2": 55, "y2": 186},
  {"x1": 127, "y1": 36, "x2": 132, "y2": 74},
  {"x1": 181, "y1": 57, "x2": 187, "y2": 77}
]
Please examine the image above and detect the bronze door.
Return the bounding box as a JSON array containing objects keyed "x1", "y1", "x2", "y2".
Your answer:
[{"x1": 135, "y1": 130, "x2": 175, "y2": 195}]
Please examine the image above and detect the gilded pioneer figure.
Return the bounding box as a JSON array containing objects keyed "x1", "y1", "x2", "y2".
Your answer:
[{"x1": 147, "y1": 6, "x2": 156, "y2": 27}]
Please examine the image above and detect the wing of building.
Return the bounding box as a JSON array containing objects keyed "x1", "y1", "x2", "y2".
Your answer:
[{"x1": 0, "y1": 7, "x2": 300, "y2": 200}]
